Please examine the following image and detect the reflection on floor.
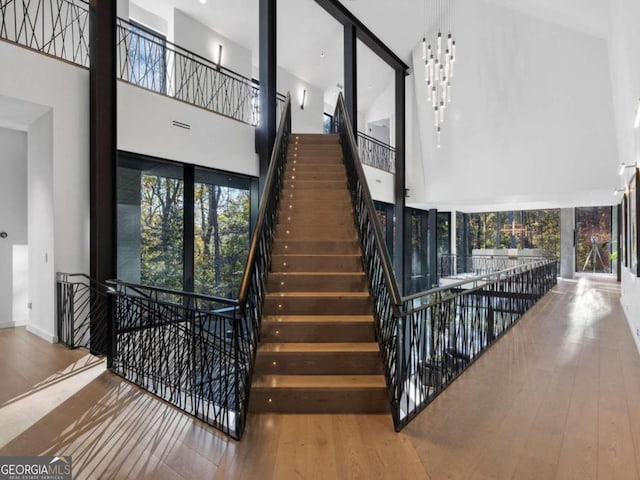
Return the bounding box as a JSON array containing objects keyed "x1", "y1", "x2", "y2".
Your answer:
[{"x1": 1, "y1": 277, "x2": 639, "y2": 479}]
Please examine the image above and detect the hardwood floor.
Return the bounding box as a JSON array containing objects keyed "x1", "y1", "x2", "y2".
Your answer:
[{"x1": 1, "y1": 276, "x2": 639, "y2": 479}]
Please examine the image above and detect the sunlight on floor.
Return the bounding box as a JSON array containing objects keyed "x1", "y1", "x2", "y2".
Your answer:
[{"x1": 0, "y1": 355, "x2": 106, "y2": 450}]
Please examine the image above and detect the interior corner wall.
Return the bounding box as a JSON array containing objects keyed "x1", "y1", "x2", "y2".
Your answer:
[
  {"x1": 0, "y1": 128, "x2": 28, "y2": 329},
  {"x1": 173, "y1": 9, "x2": 252, "y2": 78},
  {"x1": 609, "y1": 0, "x2": 640, "y2": 354},
  {"x1": 0, "y1": 42, "x2": 90, "y2": 343},
  {"x1": 277, "y1": 67, "x2": 323, "y2": 134}
]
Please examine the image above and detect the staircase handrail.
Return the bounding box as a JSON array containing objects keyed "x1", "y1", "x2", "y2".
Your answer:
[
  {"x1": 237, "y1": 93, "x2": 292, "y2": 310},
  {"x1": 333, "y1": 93, "x2": 402, "y2": 312}
]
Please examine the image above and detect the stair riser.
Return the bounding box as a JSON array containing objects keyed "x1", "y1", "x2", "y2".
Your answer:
[
  {"x1": 281, "y1": 190, "x2": 351, "y2": 201},
  {"x1": 267, "y1": 274, "x2": 367, "y2": 292},
  {"x1": 277, "y1": 215, "x2": 354, "y2": 226},
  {"x1": 254, "y1": 351, "x2": 383, "y2": 375},
  {"x1": 281, "y1": 180, "x2": 347, "y2": 190},
  {"x1": 287, "y1": 156, "x2": 342, "y2": 164},
  {"x1": 285, "y1": 164, "x2": 345, "y2": 173},
  {"x1": 270, "y1": 255, "x2": 362, "y2": 272},
  {"x1": 289, "y1": 145, "x2": 342, "y2": 152},
  {"x1": 263, "y1": 297, "x2": 373, "y2": 315},
  {"x1": 261, "y1": 322, "x2": 375, "y2": 342},
  {"x1": 292, "y1": 134, "x2": 339, "y2": 142},
  {"x1": 249, "y1": 388, "x2": 389, "y2": 413},
  {"x1": 272, "y1": 241, "x2": 360, "y2": 255},
  {"x1": 278, "y1": 200, "x2": 353, "y2": 212},
  {"x1": 283, "y1": 172, "x2": 346, "y2": 182}
]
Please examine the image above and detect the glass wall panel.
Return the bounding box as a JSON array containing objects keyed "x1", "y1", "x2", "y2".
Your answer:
[
  {"x1": 575, "y1": 206, "x2": 613, "y2": 273},
  {"x1": 117, "y1": 156, "x2": 184, "y2": 290},
  {"x1": 117, "y1": 154, "x2": 253, "y2": 297},
  {"x1": 194, "y1": 169, "x2": 251, "y2": 298}
]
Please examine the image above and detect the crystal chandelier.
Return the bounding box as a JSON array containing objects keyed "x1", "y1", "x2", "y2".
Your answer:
[{"x1": 422, "y1": 0, "x2": 456, "y2": 147}]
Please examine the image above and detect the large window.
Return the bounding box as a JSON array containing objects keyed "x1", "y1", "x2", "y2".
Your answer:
[
  {"x1": 575, "y1": 206, "x2": 613, "y2": 273},
  {"x1": 194, "y1": 169, "x2": 251, "y2": 297},
  {"x1": 464, "y1": 209, "x2": 560, "y2": 258},
  {"x1": 117, "y1": 153, "x2": 255, "y2": 298}
]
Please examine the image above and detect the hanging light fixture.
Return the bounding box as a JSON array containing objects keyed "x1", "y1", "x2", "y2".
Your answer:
[{"x1": 423, "y1": 0, "x2": 456, "y2": 147}]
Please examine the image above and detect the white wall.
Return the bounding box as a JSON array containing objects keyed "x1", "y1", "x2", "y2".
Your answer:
[
  {"x1": 362, "y1": 79, "x2": 395, "y2": 146},
  {"x1": 409, "y1": 0, "x2": 619, "y2": 211},
  {"x1": 118, "y1": 82, "x2": 259, "y2": 176},
  {"x1": 0, "y1": 128, "x2": 28, "y2": 328},
  {"x1": 28, "y1": 111, "x2": 56, "y2": 342},
  {"x1": 129, "y1": 3, "x2": 167, "y2": 36},
  {"x1": 0, "y1": 42, "x2": 90, "y2": 343},
  {"x1": 363, "y1": 165, "x2": 395, "y2": 204},
  {"x1": 277, "y1": 67, "x2": 324, "y2": 134},
  {"x1": 173, "y1": 9, "x2": 252, "y2": 78},
  {"x1": 608, "y1": 0, "x2": 640, "y2": 354}
]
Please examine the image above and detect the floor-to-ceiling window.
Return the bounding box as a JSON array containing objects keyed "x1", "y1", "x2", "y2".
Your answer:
[
  {"x1": 117, "y1": 153, "x2": 255, "y2": 298},
  {"x1": 575, "y1": 206, "x2": 613, "y2": 274}
]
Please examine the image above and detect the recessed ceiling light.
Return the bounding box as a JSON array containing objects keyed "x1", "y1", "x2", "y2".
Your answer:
[
  {"x1": 199, "y1": 0, "x2": 206, "y2": 4},
  {"x1": 320, "y1": 52, "x2": 325, "y2": 58}
]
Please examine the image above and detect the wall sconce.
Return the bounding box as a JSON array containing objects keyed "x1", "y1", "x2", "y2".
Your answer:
[
  {"x1": 404, "y1": 188, "x2": 410, "y2": 197},
  {"x1": 217, "y1": 44, "x2": 223, "y2": 70},
  {"x1": 300, "y1": 89, "x2": 307, "y2": 110},
  {"x1": 619, "y1": 162, "x2": 638, "y2": 175},
  {"x1": 614, "y1": 188, "x2": 625, "y2": 196},
  {"x1": 635, "y1": 98, "x2": 640, "y2": 129}
]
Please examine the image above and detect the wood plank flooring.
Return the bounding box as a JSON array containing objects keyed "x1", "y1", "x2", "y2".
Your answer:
[{"x1": 1, "y1": 276, "x2": 639, "y2": 479}]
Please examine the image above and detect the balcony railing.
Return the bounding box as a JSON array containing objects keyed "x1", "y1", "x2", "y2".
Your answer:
[
  {"x1": 0, "y1": 0, "x2": 89, "y2": 66},
  {"x1": 116, "y1": 17, "x2": 285, "y2": 127},
  {"x1": 357, "y1": 131, "x2": 395, "y2": 174},
  {"x1": 438, "y1": 254, "x2": 551, "y2": 280}
]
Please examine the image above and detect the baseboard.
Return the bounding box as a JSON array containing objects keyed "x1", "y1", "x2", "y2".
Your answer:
[
  {"x1": 26, "y1": 324, "x2": 58, "y2": 344},
  {"x1": 622, "y1": 300, "x2": 640, "y2": 357},
  {"x1": 0, "y1": 320, "x2": 27, "y2": 329}
]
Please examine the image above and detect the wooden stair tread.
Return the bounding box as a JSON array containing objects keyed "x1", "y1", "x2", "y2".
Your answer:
[
  {"x1": 262, "y1": 315, "x2": 374, "y2": 323},
  {"x1": 258, "y1": 342, "x2": 380, "y2": 353},
  {"x1": 268, "y1": 272, "x2": 365, "y2": 276},
  {"x1": 271, "y1": 253, "x2": 361, "y2": 258},
  {"x1": 265, "y1": 292, "x2": 370, "y2": 298},
  {"x1": 252, "y1": 374, "x2": 386, "y2": 389}
]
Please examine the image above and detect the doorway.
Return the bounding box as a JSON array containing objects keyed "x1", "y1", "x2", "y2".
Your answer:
[
  {"x1": 0, "y1": 127, "x2": 28, "y2": 328},
  {"x1": 575, "y1": 206, "x2": 613, "y2": 274}
]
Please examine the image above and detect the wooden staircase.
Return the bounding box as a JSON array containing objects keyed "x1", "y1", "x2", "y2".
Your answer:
[{"x1": 249, "y1": 133, "x2": 389, "y2": 414}]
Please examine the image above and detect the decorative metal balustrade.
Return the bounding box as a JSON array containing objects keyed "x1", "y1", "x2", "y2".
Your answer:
[
  {"x1": 55, "y1": 95, "x2": 291, "y2": 440},
  {"x1": 334, "y1": 92, "x2": 558, "y2": 431},
  {"x1": 357, "y1": 131, "x2": 396, "y2": 174},
  {"x1": 438, "y1": 254, "x2": 550, "y2": 280},
  {"x1": 396, "y1": 259, "x2": 557, "y2": 428},
  {"x1": 56, "y1": 273, "x2": 110, "y2": 353},
  {"x1": 116, "y1": 17, "x2": 285, "y2": 127},
  {"x1": 107, "y1": 280, "x2": 246, "y2": 439},
  {"x1": 0, "y1": 0, "x2": 89, "y2": 66}
]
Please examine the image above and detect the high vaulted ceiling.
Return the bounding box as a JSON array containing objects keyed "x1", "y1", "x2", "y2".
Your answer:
[{"x1": 131, "y1": 0, "x2": 610, "y2": 114}]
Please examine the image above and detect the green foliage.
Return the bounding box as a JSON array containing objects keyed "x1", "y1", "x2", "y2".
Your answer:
[{"x1": 138, "y1": 174, "x2": 250, "y2": 298}]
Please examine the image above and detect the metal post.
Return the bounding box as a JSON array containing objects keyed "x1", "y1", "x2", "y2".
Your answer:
[
  {"x1": 394, "y1": 68, "x2": 406, "y2": 294},
  {"x1": 90, "y1": 0, "x2": 116, "y2": 364},
  {"x1": 258, "y1": 0, "x2": 277, "y2": 192},
  {"x1": 344, "y1": 22, "x2": 357, "y2": 132}
]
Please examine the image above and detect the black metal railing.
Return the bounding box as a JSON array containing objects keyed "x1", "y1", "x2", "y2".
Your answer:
[
  {"x1": 438, "y1": 254, "x2": 550, "y2": 279},
  {"x1": 334, "y1": 93, "x2": 405, "y2": 423},
  {"x1": 0, "y1": 0, "x2": 90, "y2": 66},
  {"x1": 107, "y1": 280, "x2": 245, "y2": 438},
  {"x1": 55, "y1": 95, "x2": 291, "y2": 441},
  {"x1": 395, "y1": 260, "x2": 557, "y2": 428},
  {"x1": 116, "y1": 17, "x2": 285, "y2": 127},
  {"x1": 235, "y1": 93, "x2": 292, "y2": 430},
  {"x1": 357, "y1": 131, "x2": 395, "y2": 174},
  {"x1": 334, "y1": 92, "x2": 558, "y2": 431},
  {"x1": 56, "y1": 272, "x2": 110, "y2": 352}
]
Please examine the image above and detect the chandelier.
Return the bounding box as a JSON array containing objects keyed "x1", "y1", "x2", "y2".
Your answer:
[{"x1": 422, "y1": 0, "x2": 456, "y2": 147}]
